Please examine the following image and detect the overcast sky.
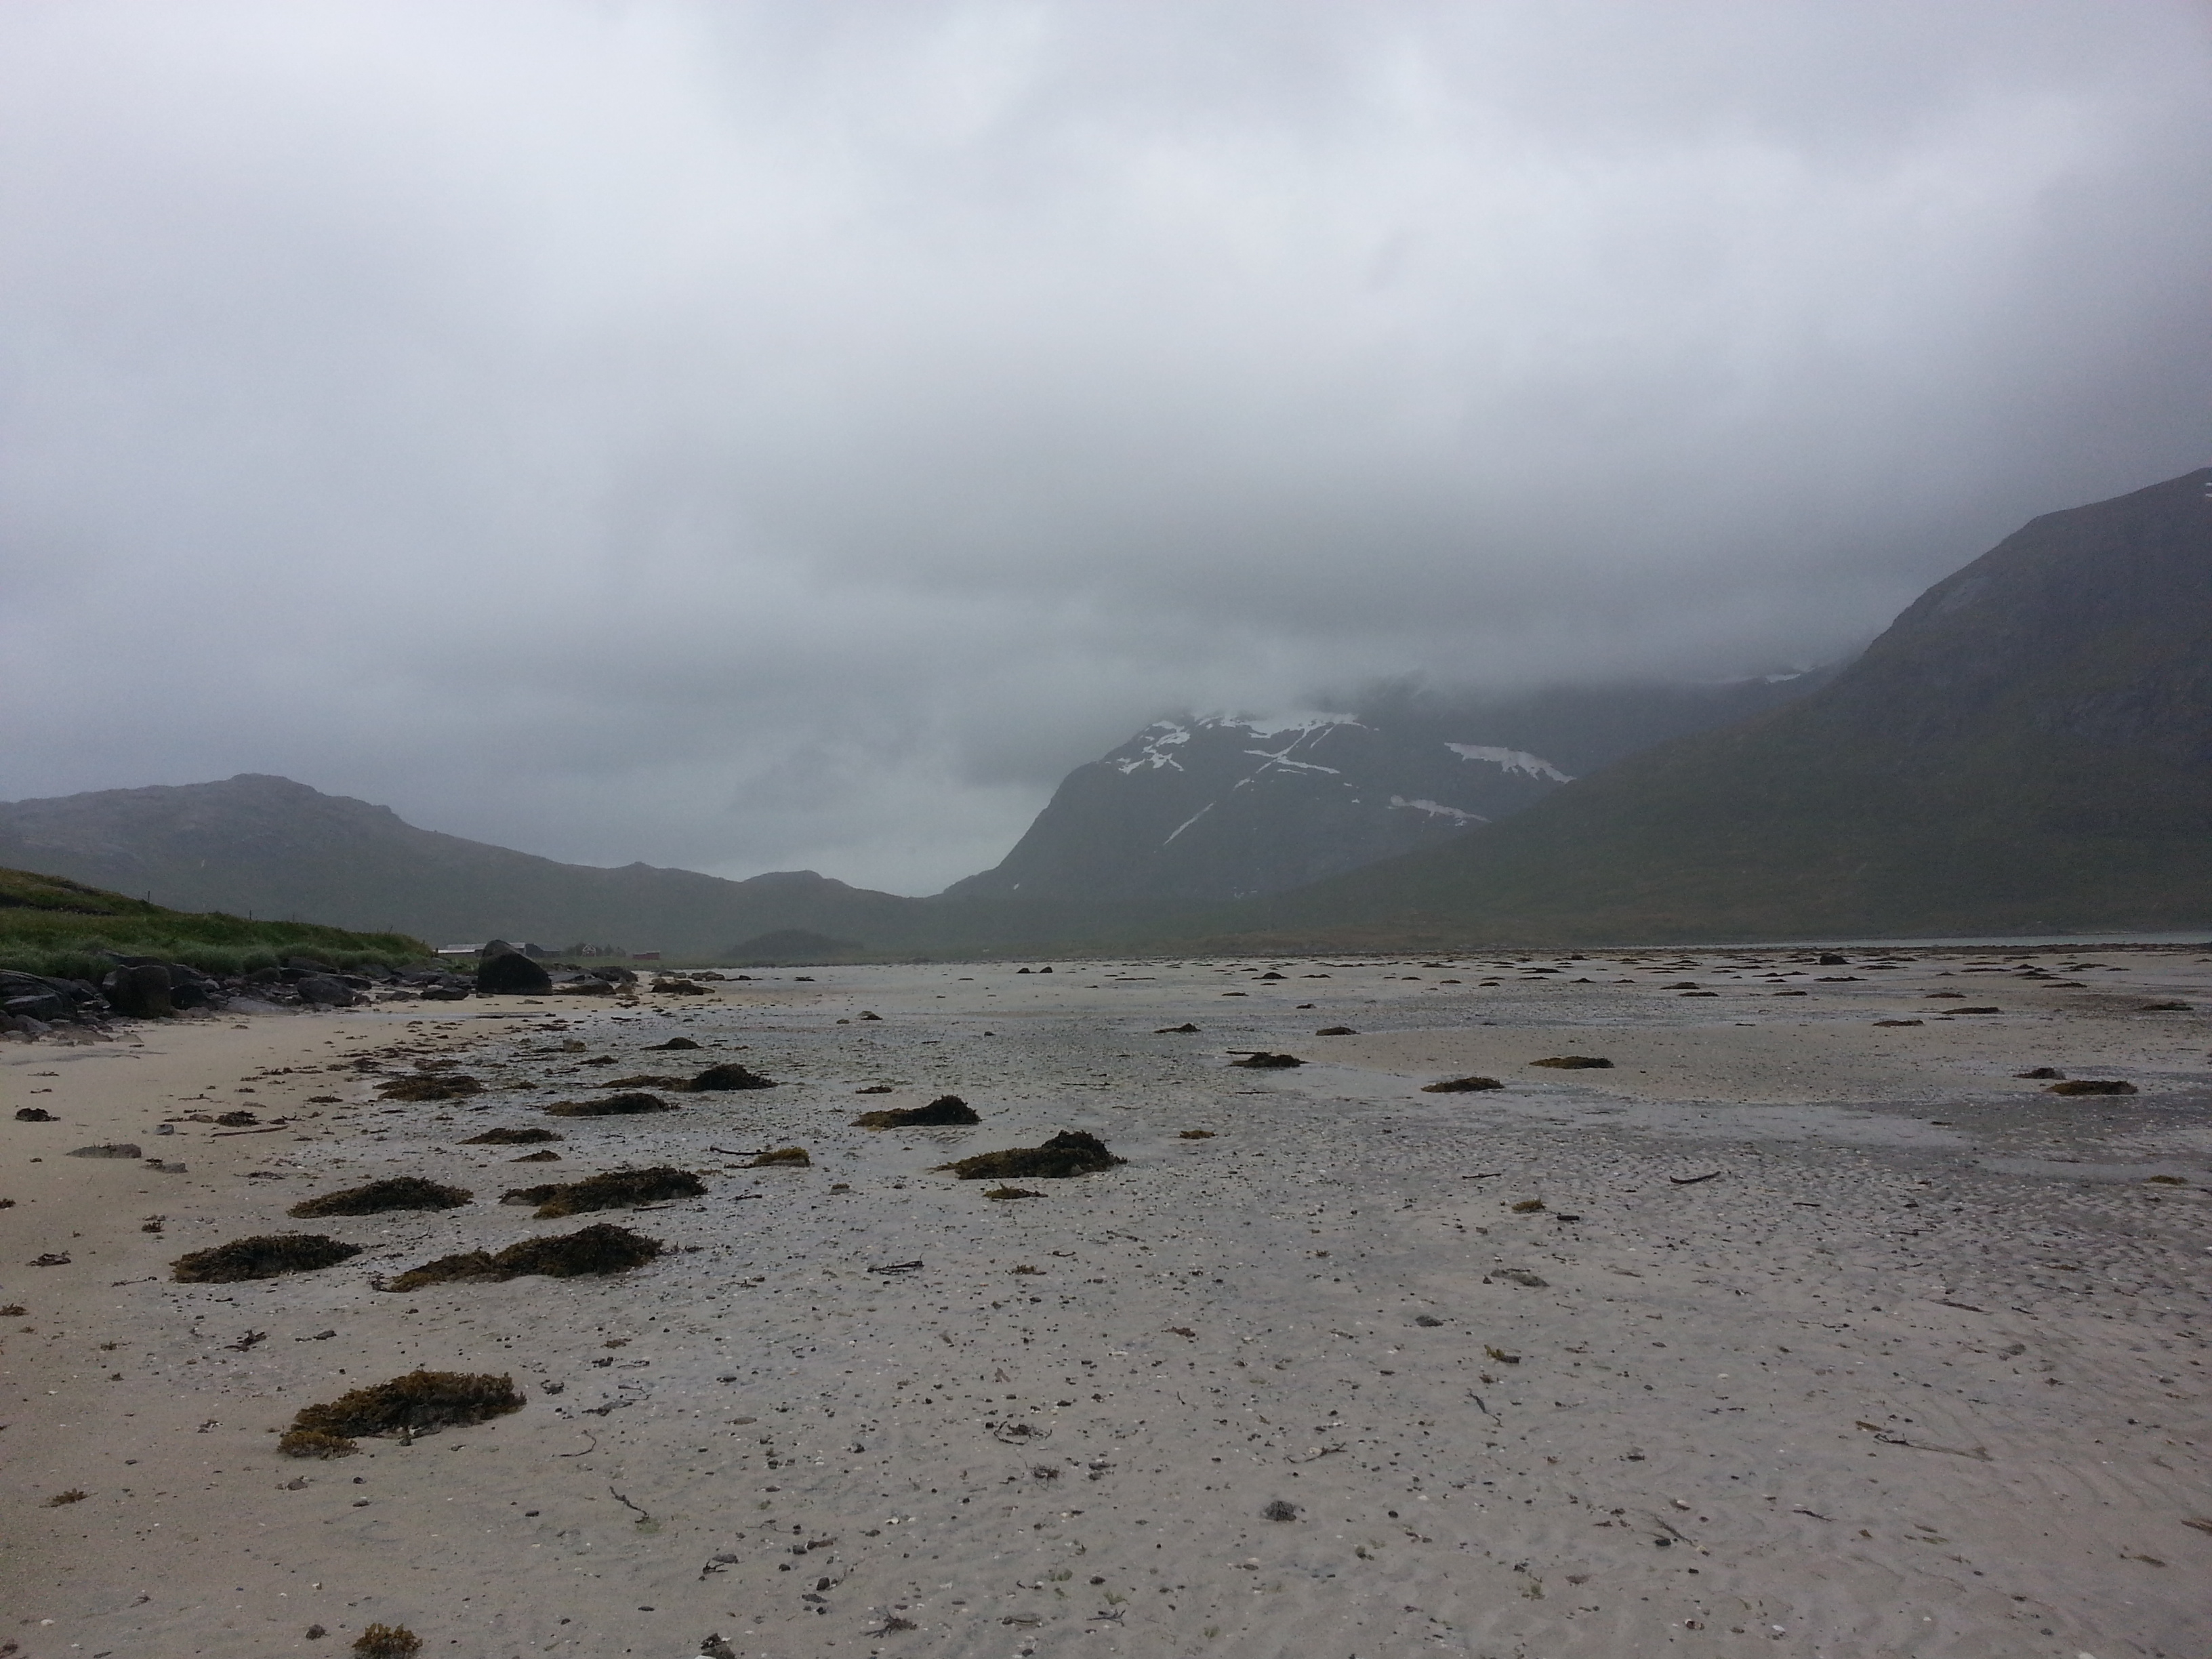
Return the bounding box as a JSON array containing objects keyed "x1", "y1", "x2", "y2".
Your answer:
[{"x1": 3, "y1": 1, "x2": 2207, "y2": 893}]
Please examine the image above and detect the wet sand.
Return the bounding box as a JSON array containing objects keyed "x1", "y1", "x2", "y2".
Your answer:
[{"x1": 3, "y1": 946, "x2": 2209, "y2": 1658}]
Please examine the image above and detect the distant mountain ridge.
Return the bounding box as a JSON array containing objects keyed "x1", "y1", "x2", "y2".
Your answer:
[
  {"x1": 0, "y1": 774, "x2": 935, "y2": 958},
  {"x1": 0, "y1": 676, "x2": 1835, "y2": 951},
  {"x1": 947, "y1": 673, "x2": 1826, "y2": 905},
  {"x1": 1195, "y1": 467, "x2": 2212, "y2": 945}
]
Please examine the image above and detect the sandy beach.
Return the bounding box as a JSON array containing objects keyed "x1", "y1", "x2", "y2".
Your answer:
[{"x1": 3, "y1": 947, "x2": 2208, "y2": 1659}]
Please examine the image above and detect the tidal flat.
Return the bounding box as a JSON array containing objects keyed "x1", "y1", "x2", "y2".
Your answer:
[{"x1": 3, "y1": 947, "x2": 2208, "y2": 1658}]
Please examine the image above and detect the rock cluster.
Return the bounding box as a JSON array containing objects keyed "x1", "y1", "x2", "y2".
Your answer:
[
  {"x1": 0, "y1": 968, "x2": 106, "y2": 1034},
  {"x1": 3, "y1": 939, "x2": 678, "y2": 1040}
]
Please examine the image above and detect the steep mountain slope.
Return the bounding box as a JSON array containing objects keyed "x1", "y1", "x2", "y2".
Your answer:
[
  {"x1": 946, "y1": 676, "x2": 1823, "y2": 905},
  {"x1": 1208, "y1": 468, "x2": 2212, "y2": 945}
]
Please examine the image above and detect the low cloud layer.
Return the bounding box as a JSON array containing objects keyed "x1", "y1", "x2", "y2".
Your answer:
[{"x1": 3, "y1": 1, "x2": 2207, "y2": 891}]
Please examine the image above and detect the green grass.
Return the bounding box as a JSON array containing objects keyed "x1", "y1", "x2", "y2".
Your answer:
[{"x1": 0, "y1": 866, "x2": 434, "y2": 979}]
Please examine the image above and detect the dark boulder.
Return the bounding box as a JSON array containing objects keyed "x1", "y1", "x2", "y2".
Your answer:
[
  {"x1": 104, "y1": 962, "x2": 176, "y2": 1019},
  {"x1": 295, "y1": 975, "x2": 358, "y2": 1007},
  {"x1": 161, "y1": 966, "x2": 218, "y2": 1010},
  {"x1": 478, "y1": 951, "x2": 553, "y2": 996}
]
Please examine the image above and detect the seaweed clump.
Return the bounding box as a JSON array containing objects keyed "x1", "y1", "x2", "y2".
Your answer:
[
  {"x1": 172, "y1": 1233, "x2": 363, "y2": 1284},
  {"x1": 352, "y1": 1627, "x2": 424, "y2": 1659},
  {"x1": 744, "y1": 1146, "x2": 811, "y2": 1167},
  {"x1": 375, "y1": 1074, "x2": 484, "y2": 1101},
  {"x1": 544, "y1": 1092, "x2": 676, "y2": 1117},
  {"x1": 1529, "y1": 1056, "x2": 1612, "y2": 1069},
  {"x1": 462, "y1": 1126, "x2": 562, "y2": 1145},
  {"x1": 2048, "y1": 1078, "x2": 2137, "y2": 1096},
  {"x1": 277, "y1": 1429, "x2": 357, "y2": 1460},
  {"x1": 382, "y1": 1223, "x2": 662, "y2": 1292},
  {"x1": 283, "y1": 1370, "x2": 523, "y2": 1458},
  {"x1": 683, "y1": 1063, "x2": 777, "y2": 1091},
  {"x1": 289, "y1": 1178, "x2": 473, "y2": 1218},
  {"x1": 500, "y1": 1166, "x2": 705, "y2": 1217},
  {"x1": 939, "y1": 1130, "x2": 1122, "y2": 1181},
  {"x1": 854, "y1": 1094, "x2": 980, "y2": 1129},
  {"x1": 1422, "y1": 1076, "x2": 1503, "y2": 1093},
  {"x1": 1231, "y1": 1052, "x2": 1303, "y2": 1069}
]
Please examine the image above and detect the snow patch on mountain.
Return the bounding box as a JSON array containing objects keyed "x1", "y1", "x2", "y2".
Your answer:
[
  {"x1": 1391, "y1": 796, "x2": 1488, "y2": 824},
  {"x1": 1446, "y1": 743, "x2": 1573, "y2": 782},
  {"x1": 1233, "y1": 712, "x2": 1366, "y2": 739},
  {"x1": 1244, "y1": 751, "x2": 1343, "y2": 775},
  {"x1": 1163, "y1": 802, "x2": 1214, "y2": 844},
  {"x1": 1110, "y1": 722, "x2": 1195, "y2": 773}
]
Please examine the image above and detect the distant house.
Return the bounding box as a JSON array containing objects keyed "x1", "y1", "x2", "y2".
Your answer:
[{"x1": 436, "y1": 944, "x2": 485, "y2": 957}]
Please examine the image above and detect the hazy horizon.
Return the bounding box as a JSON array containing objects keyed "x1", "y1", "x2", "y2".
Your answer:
[{"x1": 5, "y1": 2, "x2": 2208, "y2": 892}]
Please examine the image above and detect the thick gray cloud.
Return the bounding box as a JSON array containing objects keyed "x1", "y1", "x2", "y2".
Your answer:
[{"x1": 3, "y1": 1, "x2": 2207, "y2": 891}]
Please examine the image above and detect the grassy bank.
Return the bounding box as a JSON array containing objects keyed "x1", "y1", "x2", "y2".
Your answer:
[{"x1": 0, "y1": 866, "x2": 435, "y2": 981}]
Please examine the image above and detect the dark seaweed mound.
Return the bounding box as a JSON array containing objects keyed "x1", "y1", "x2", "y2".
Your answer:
[
  {"x1": 544, "y1": 1092, "x2": 675, "y2": 1117},
  {"x1": 855, "y1": 1094, "x2": 980, "y2": 1129},
  {"x1": 376, "y1": 1073, "x2": 485, "y2": 1101},
  {"x1": 683, "y1": 1063, "x2": 777, "y2": 1091},
  {"x1": 501, "y1": 1166, "x2": 705, "y2": 1217},
  {"x1": 280, "y1": 1369, "x2": 523, "y2": 1458},
  {"x1": 171, "y1": 1233, "x2": 363, "y2": 1283},
  {"x1": 289, "y1": 1177, "x2": 473, "y2": 1218},
  {"x1": 382, "y1": 1223, "x2": 662, "y2": 1291},
  {"x1": 939, "y1": 1130, "x2": 1122, "y2": 1181}
]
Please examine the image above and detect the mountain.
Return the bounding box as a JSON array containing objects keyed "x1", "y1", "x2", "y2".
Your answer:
[
  {"x1": 944, "y1": 715, "x2": 1565, "y2": 903},
  {"x1": 1198, "y1": 468, "x2": 2212, "y2": 946},
  {"x1": 945, "y1": 676, "x2": 1825, "y2": 905},
  {"x1": 0, "y1": 775, "x2": 941, "y2": 958},
  {"x1": 0, "y1": 774, "x2": 1190, "y2": 960}
]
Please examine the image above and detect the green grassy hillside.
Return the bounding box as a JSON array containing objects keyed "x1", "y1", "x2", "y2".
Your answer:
[{"x1": 0, "y1": 865, "x2": 434, "y2": 980}]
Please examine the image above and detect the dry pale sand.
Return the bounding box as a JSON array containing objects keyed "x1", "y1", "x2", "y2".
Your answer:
[{"x1": 3, "y1": 947, "x2": 2209, "y2": 1659}]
